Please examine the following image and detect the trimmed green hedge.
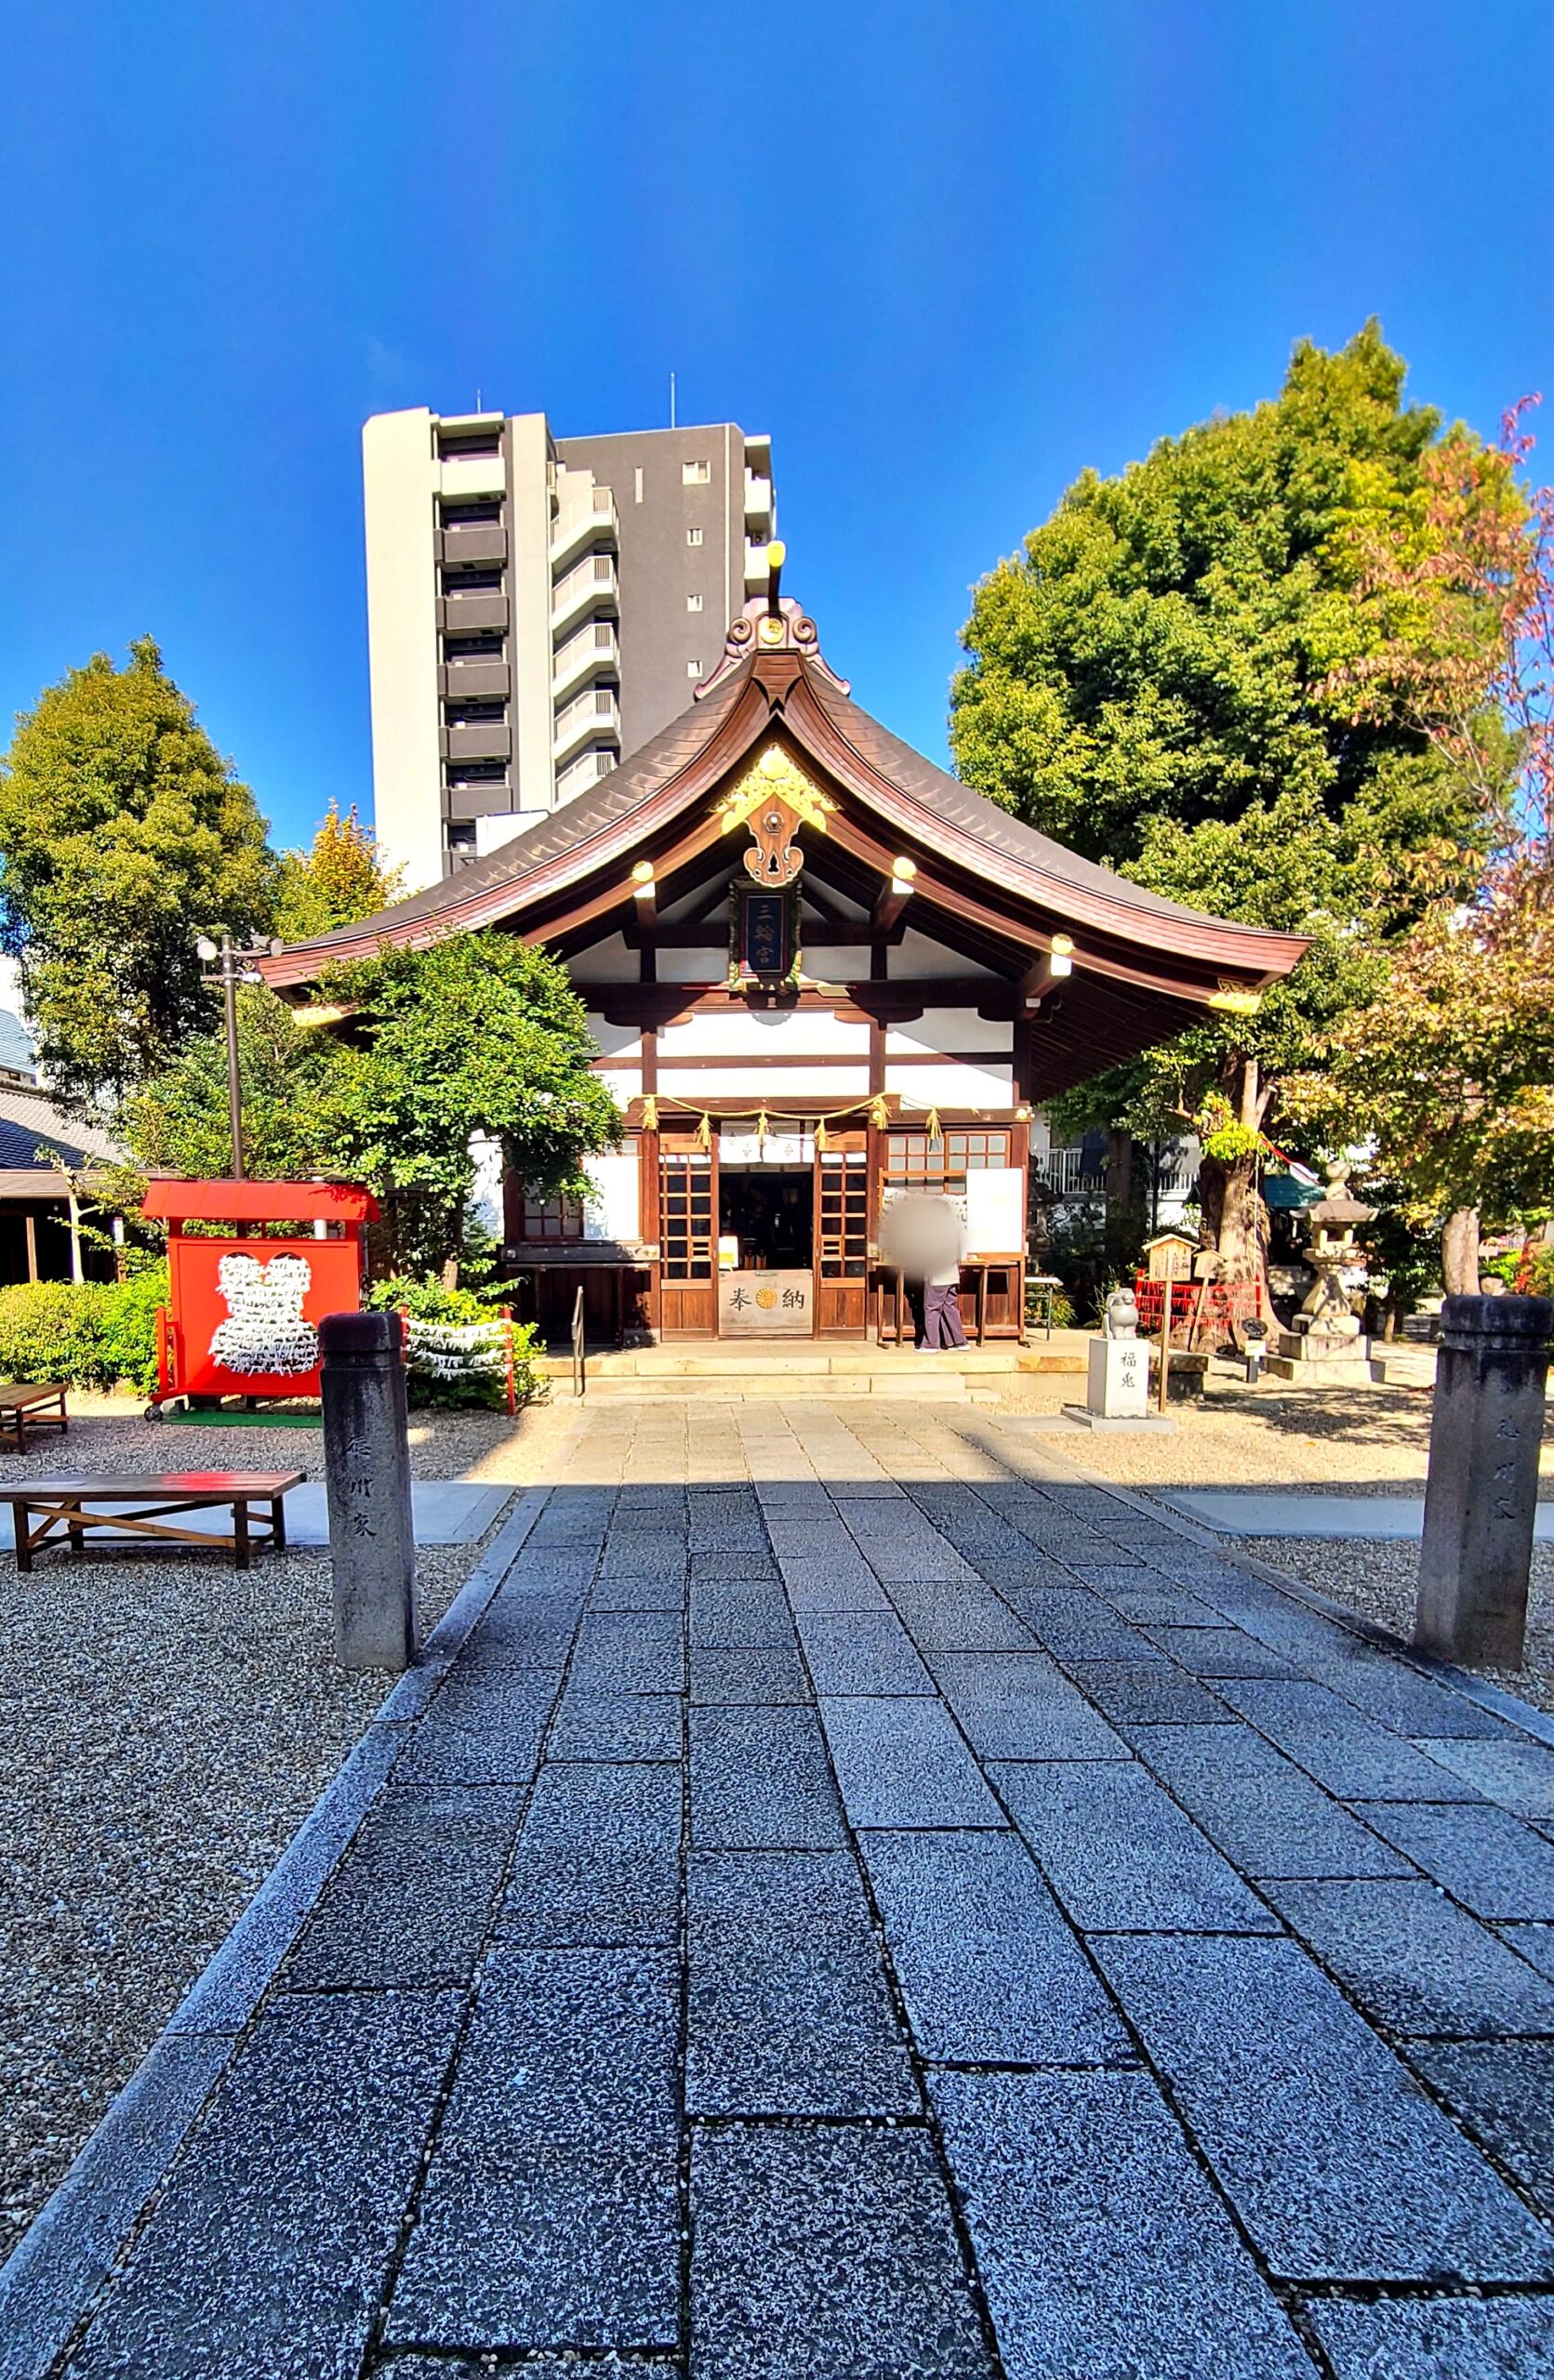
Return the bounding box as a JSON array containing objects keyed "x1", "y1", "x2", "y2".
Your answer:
[{"x1": 0, "y1": 1265, "x2": 168, "y2": 1395}]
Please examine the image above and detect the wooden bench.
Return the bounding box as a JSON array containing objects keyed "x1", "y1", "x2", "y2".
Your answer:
[
  {"x1": 0, "y1": 1472, "x2": 305, "y2": 1572},
  {"x1": 0, "y1": 1382, "x2": 69, "y2": 1452}
]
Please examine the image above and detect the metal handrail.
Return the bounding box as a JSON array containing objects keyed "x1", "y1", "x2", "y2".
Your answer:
[{"x1": 571, "y1": 1285, "x2": 586, "y2": 1400}]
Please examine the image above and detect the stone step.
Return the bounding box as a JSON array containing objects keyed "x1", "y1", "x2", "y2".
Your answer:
[{"x1": 564, "y1": 1370, "x2": 972, "y2": 1400}]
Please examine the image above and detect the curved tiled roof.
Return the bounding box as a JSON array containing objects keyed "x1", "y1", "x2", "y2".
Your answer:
[{"x1": 259, "y1": 605, "x2": 1308, "y2": 993}]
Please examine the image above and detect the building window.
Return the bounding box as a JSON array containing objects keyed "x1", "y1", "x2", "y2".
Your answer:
[
  {"x1": 519, "y1": 1189, "x2": 585, "y2": 1241},
  {"x1": 439, "y1": 498, "x2": 501, "y2": 526},
  {"x1": 686, "y1": 659, "x2": 702, "y2": 679},
  {"x1": 686, "y1": 526, "x2": 704, "y2": 547},
  {"x1": 445, "y1": 820, "x2": 478, "y2": 853},
  {"x1": 883, "y1": 1129, "x2": 1012, "y2": 1196},
  {"x1": 634, "y1": 466, "x2": 644, "y2": 504},
  {"x1": 442, "y1": 566, "x2": 502, "y2": 595},
  {"x1": 682, "y1": 459, "x2": 711, "y2": 484},
  {"x1": 438, "y1": 428, "x2": 501, "y2": 460},
  {"x1": 686, "y1": 593, "x2": 703, "y2": 613}
]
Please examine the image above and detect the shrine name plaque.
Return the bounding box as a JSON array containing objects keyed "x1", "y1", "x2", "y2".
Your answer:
[{"x1": 719, "y1": 1271, "x2": 812, "y2": 1336}]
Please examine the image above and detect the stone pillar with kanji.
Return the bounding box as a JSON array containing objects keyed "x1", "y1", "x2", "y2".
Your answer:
[{"x1": 1414, "y1": 1294, "x2": 1553, "y2": 1668}]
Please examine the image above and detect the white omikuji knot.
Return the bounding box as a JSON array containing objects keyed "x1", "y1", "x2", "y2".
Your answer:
[{"x1": 208, "y1": 1252, "x2": 318, "y2": 1376}]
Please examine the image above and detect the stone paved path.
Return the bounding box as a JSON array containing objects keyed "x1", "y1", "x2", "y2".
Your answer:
[{"x1": 17, "y1": 1397, "x2": 1554, "y2": 2377}]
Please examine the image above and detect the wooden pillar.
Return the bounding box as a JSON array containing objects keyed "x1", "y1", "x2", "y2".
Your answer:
[{"x1": 23, "y1": 1211, "x2": 37, "y2": 1283}]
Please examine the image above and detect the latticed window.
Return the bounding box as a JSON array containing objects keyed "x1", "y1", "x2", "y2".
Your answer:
[
  {"x1": 520, "y1": 1191, "x2": 585, "y2": 1241},
  {"x1": 659, "y1": 1149, "x2": 712, "y2": 1281},
  {"x1": 883, "y1": 1129, "x2": 1011, "y2": 1194},
  {"x1": 817, "y1": 1148, "x2": 868, "y2": 1279}
]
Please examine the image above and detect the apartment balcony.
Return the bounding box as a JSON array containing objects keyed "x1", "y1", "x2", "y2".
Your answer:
[
  {"x1": 555, "y1": 747, "x2": 617, "y2": 807},
  {"x1": 439, "y1": 657, "x2": 510, "y2": 701},
  {"x1": 442, "y1": 719, "x2": 512, "y2": 763},
  {"x1": 744, "y1": 469, "x2": 774, "y2": 526},
  {"x1": 551, "y1": 552, "x2": 618, "y2": 635},
  {"x1": 439, "y1": 452, "x2": 507, "y2": 502},
  {"x1": 442, "y1": 775, "x2": 513, "y2": 815},
  {"x1": 552, "y1": 686, "x2": 621, "y2": 765},
  {"x1": 551, "y1": 621, "x2": 619, "y2": 703},
  {"x1": 439, "y1": 588, "x2": 509, "y2": 634},
  {"x1": 438, "y1": 522, "x2": 508, "y2": 567},
  {"x1": 551, "y1": 487, "x2": 619, "y2": 573}
]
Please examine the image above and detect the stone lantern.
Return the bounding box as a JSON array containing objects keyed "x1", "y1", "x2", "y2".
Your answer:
[{"x1": 1266, "y1": 1161, "x2": 1375, "y2": 1385}]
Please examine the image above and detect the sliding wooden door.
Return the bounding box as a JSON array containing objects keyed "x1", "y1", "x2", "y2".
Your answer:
[{"x1": 657, "y1": 1135, "x2": 717, "y2": 1336}]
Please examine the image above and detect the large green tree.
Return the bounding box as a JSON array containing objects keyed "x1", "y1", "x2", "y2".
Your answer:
[
  {"x1": 272, "y1": 799, "x2": 403, "y2": 942},
  {"x1": 950, "y1": 325, "x2": 1503, "y2": 1274},
  {"x1": 118, "y1": 930, "x2": 621, "y2": 1282},
  {"x1": 0, "y1": 638, "x2": 276, "y2": 1104}
]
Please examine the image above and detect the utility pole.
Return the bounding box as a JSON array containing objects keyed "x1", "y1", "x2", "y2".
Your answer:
[{"x1": 195, "y1": 929, "x2": 268, "y2": 1181}]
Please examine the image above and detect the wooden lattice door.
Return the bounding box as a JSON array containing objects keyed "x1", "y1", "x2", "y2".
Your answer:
[
  {"x1": 657, "y1": 1137, "x2": 716, "y2": 1336},
  {"x1": 815, "y1": 1135, "x2": 868, "y2": 1337}
]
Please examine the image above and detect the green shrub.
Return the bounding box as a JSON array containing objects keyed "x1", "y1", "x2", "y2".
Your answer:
[
  {"x1": 100, "y1": 1263, "x2": 169, "y2": 1393},
  {"x1": 0, "y1": 1280, "x2": 112, "y2": 1386},
  {"x1": 365, "y1": 1275, "x2": 545, "y2": 1409},
  {"x1": 0, "y1": 1266, "x2": 171, "y2": 1391}
]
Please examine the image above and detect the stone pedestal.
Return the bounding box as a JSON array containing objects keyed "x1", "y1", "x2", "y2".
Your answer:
[
  {"x1": 1266, "y1": 1329, "x2": 1374, "y2": 1387},
  {"x1": 1414, "y1": 1294, "x2": 1553, "y2": 1669},
  {"x1": 1086, "y1": 1336, "x2": 1149, "y2": 1418},
  {"x1": 320, "y1": 1310, "x2": 418, "y2": 1672}
]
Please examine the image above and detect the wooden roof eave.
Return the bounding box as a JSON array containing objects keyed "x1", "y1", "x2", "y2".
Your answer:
[{"x1": 781, "y1": 674, "x2": 1311, "y2": 985}]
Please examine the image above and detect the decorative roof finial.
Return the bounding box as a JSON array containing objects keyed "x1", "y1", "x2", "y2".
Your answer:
[
  {"x1": 695, "y1": 548, "x2": 851, "y2": 703},
  {"x1": 765, "y1": 538, "x2": 786, "y2": 615}
]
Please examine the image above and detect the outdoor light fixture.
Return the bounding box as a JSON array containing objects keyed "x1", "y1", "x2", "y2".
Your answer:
[
  {"x1": 631, "y1": 861, "x2": 656, "y2": 896},
  {"x1": 194, "y1": 933, "x2": 219, "y2": 964},
  {"x1": 1050, "y1": 933, "x2": 1075, "y2": 978},
  {"x1": 890, "y1": 856, "x2": 917, "y2": 898}
]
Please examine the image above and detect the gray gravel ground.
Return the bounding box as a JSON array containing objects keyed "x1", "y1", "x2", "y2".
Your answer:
[{"x1": 0, "y1": 1541, "x2": 478, "y2": 2255}]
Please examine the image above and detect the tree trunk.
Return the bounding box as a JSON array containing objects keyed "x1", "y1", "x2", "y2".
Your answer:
[
  {"x1": 1441, "y1": 1206, "x2": 1481, "y2": 1296},
  {"x1": 1197, "y1": 1054, "x2": 1271, "y2": 1280},
  {"x1": 440, "y1": 1198, "x2": 464, "y2": 1293}
]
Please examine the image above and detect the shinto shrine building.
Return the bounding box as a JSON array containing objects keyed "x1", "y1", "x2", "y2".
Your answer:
[{"x1": 260, "y1": 578, "x2": 1308, "y2": 1344}]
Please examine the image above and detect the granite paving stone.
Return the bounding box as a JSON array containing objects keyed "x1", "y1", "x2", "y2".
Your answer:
[
  {"x1": 566, "y1": 1609, "x2": 684, "y2": 1695},
  {"x1": 689, "y1": 1645, "x2": 812, "y2": 1703},
  {"x1": 1137, "y1": 1724, "x2": 1415, "y2": 1879},
  {"x1": 387, "y1": 1947, "x2": 679, "y2": 2353},
  {"x1": 995, "y1": 1758, "x2": 1277, "y2": 1935},
  {"x1": 1003, "y1": 1588, "x2": 1167, "y2": 1662},
  {"x1": 794, "y1": 1608, "x2": 934, "y2": 1695},
  {"x1": 689, "y1": 1582, "x2": 798, "y2": 1648},
  {"x1": 1353, "y1": 1802, "x2": 1554, "y2": 1920},
  {"x1": 65, "y1": 1990, "x2": 462, "y2": 2380},
  {"x1": 1139, "y1": 1624, "x2": 1301, "y2": 1679},
  {"x1": 886, "y1": 1578, "x2": 1038, "y2": 1651},
  {"x1": 690, "y1": 1704, "x2": 846, "y2": 1847},
  {"x1": 927, "y1": 1649, "x2": 1128, "y2": 1760},
  {"x1": 498, "y1": 1762, "x2": 682, "y2": 1946},
  {"x1": 1096, "y1": 1933, "x2": 1554, "y2": 2281},
  {"x1": 689, "y1": 1550, "x2": 782, "y2": 1584},
  {"x1": 859, "y1": 1828, "x2": 1128, "y2": 2063},
  {"x1": 1208, "y1": 1678, "x2": 1483, "y2": 1802},
  {"x1": 818, "y1": 1695, "x2": 1006, "y2": 1829},
  {"x1": 967, "y1": 1555, "x2": 1082, "y2": 1592},
  {"x1": 1063, "y1": 1658, "x2": 1234, "y2": 1731},
  {"x1": 1276, "y1": 1638, "x2": 1508, "y2": 1740},
  {"x1": 398, "y1": 1668, "x2": 558, "y2": 1786},
  {"x1": 689, "y1": 2123, "x2": 992, "y2": 2379},
  {"x1": 1099, "y1": 1585, "x2": 1223, "y2": 1626},
  {"x1": 469, "y1": 1594, "x2": 587, "y2": 1665},
  {"x1": 686, "y1": 1849, "x2": 914, "y2": 2115},
  {"x1": 777, "y1": 1553, "x2": 891, "y2": 1609},
  {"x1": 1407, "y1": 2041, "x2": 1554, "y2": 2213},
  {"x1": 1411, "y1": 1734, "x2": 1554, "y2": 1817},
  {"x1": 931, "y1": 2069, "x2": 1314, "y2": 2379},
  {"x1": 284, "y1": 1785, "x2": 525, "y2": 1990},
  {"x1": 1261, "y1": 1877, "x2": 1554, "y2": 2037},
  {"x1": 589, "y1": 1571, "x2": 686, "y2": 1611},
  {"x1": 1307, "y1": 2295, "x2": 1554, "y2": 2378},
  {"x1": 547, "y1": 1691, "x2": 684, "y2": 1762},
  {"x1": 1503, "y1": 1922, "x2": 1554, "y2": 1981}
]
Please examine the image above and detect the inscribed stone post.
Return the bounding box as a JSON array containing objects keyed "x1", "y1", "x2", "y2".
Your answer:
[
  {"x1": 320, "y1": 1310, "x2": 418, "y2": 1671},
  {"x1": 1415, "y1": 1294, "x2": 1553, "y2": 1668}
]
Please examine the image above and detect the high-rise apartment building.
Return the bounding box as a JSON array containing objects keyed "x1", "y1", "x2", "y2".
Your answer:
[{"x1": 362, "y1": 408, "x2": 777, "y2": 887}]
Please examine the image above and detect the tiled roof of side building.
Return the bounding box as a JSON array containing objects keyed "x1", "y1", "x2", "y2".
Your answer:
[{"x1": 0, "y1": 1082, "x2": 124, "y2": 1172}]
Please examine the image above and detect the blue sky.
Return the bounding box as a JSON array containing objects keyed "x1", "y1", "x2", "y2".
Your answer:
[{"x1": 2, "y1": 1, "x2": 1550, "y2": 851}]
